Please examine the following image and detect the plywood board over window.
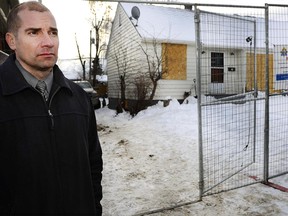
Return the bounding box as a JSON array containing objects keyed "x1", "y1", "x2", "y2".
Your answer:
[
  {"x1": 162, "y1": 43, "x2": 187, "y2": 80},
  {"x1": 246, "y1": 53, "x2": 273, "y2": 93}
]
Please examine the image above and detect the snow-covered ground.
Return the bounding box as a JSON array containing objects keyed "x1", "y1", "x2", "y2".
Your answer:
[{"x1": 95, "y1": 96, "x2": 288, "y2": 216}]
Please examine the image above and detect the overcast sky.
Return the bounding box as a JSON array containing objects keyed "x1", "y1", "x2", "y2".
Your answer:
[{"x1": 20, "y1": 0, "x2": 95, "y2": 60}]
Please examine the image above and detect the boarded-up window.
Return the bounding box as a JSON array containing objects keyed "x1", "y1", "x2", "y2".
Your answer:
[
  {"x1": 162, "y1": 43, "x2": 187, "y2": 80},
  {"x1": 246, "y1": 53, "x2": 273, "y2": 92}
]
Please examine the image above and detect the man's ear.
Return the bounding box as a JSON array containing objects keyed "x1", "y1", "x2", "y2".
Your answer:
[{"x1": 5, "y1": 32, "x2": 16, "y2": 50}]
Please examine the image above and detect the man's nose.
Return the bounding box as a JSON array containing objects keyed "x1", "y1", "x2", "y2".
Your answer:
[{"x1": 41, "y1": 33, "x2": 54, "y2": 47}]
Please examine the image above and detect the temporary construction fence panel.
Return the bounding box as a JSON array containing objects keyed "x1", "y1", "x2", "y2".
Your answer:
[
  {"x1": 266, "y1": 4, "x2": 288, "y2": 179},
  {"x1": 195, "y1": 4, "x2": 288, "y2": 198}
]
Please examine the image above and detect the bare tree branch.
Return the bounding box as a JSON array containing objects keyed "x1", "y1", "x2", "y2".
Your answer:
[{"x1": 75, "y1": 33, "x2": 86, "y2": 80}]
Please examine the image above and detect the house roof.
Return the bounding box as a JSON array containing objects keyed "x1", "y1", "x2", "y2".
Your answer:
[
  {"x1": 120, "y1": 3, "x2": 288, "y2": 49},
  {"x1": 121, "y1": 3, "x2": 257, "y2": 47},
  {"x1": 121, "y1": 3, "x2": 195, "y2": 44}
]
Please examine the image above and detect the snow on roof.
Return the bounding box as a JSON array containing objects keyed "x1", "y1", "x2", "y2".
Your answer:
[
  {"x1": 121, "y1": 3, "x2": 288, "y2": 49},
  {"x1": 121, "y1": 3, "x2": 195, "y2": 43},
  {"x1": 121, "y1": 3, "x2": 257, "y2": 47}
]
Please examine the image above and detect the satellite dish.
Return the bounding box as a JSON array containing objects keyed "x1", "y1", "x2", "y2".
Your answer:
[{"x1": 131, "y1": 6, "x2": 140, "y2": 21}]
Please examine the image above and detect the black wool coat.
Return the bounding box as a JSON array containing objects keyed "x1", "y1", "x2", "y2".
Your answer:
[{"x1": 0, "y1": 54, "x2": 103, "y2": 215}]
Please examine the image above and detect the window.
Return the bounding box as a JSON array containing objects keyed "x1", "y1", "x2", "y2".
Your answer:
[
  {"x1": 211, "y1": 52, "x2": 224, "y2": 83},
  {"x1": 162, "y1": 43, "x2": 187, "y2": 80}
]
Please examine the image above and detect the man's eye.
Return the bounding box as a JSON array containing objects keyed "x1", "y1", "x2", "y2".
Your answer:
[
  {"x1": 28, "y1": 31, "x2": 37, "y2": 35},
  {"x1": 50, "y1": 31, "x2": 58, "y2": 36}
]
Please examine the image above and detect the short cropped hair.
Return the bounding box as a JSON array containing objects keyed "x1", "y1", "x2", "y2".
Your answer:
[{"x1": 7, "y1": 1, "x2": 50, "y2": 36}]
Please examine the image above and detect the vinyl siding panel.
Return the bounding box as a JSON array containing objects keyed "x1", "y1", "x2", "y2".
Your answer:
[{"x1": 106, "y1": 4, "x2": 143, "y2": 99}]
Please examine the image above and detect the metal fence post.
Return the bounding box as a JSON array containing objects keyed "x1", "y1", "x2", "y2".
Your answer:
[
  {"x1": 263, "y1": 3, "x2": 270, "y2": 183},
  {"x1": 253, "y1": 20, "x2": 257, "y2": 163},
  {"x1": 194, "y1": 5, "x2": 204, "y2": 200}
]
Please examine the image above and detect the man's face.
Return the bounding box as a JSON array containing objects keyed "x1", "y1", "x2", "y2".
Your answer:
[{"x1": 7, "y1": 8, "x2": 59, "y2": 77}]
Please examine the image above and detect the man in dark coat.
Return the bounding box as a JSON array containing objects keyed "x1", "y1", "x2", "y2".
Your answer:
[{"x1": 0, "y1": 1, "x2": 103, "y2": 215}]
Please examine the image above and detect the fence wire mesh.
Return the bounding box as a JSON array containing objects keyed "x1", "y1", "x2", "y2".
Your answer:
[
  {"x1": 196, "y1": 4, "x2": 288, "y2": 197},
  {"x1": 267, "y1": 5, "x2": 288, "y2": 179}
]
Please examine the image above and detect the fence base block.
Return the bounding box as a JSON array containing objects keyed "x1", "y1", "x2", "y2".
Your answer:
[
  {"x1": 249, "y1": 175, "x2": 288, "y2": 193},
  {"x1": 265, "y1": 181, "x2": 288, "y2": 193}
]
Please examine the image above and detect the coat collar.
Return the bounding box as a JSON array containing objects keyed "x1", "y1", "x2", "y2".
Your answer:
[{"x1": 0, "y1": 54, "x2": 72, "y2": 96}]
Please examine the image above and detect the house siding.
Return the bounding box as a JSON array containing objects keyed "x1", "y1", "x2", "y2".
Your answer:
[{"x1": 106, "y1": 4, "x2": 143, "y2": 99}]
